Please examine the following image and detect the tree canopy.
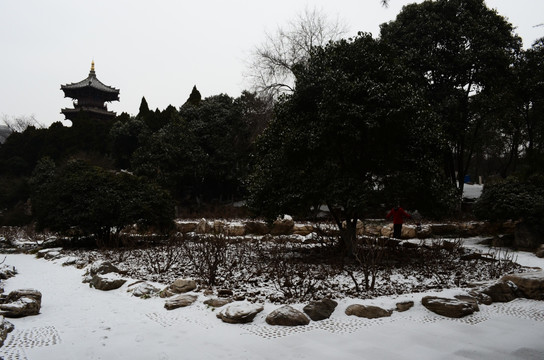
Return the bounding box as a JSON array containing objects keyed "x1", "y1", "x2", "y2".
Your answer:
[
  {"x1": 30, "y1": 159, "x2": 174, "y2": 246},
  {"x1": 380, "y1": 0, "x2": 522, "y2": 193},
  {"x1": 248, "y1": 33, "x2": 457, "y2": 252}
]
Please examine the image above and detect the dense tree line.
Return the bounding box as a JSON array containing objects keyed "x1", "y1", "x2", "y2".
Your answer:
[
  {"x1": 0, "y1": 88, "x2": 273, "y2": 234},
  {"x1": 0, "y1": 0, "x2": 543, "y2": 250}
]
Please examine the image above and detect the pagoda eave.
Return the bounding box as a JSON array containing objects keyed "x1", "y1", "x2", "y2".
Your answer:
[
  {"x1": 61, "y1": 107, "x2": 117, "y2": 120},
  {"x1": 61, "y1": 88, "x2": 119, "y2": 102}
]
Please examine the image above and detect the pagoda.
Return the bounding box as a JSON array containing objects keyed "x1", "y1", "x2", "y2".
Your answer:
[{"x1": 61, "y1": 61, "x2": 120, "y2": 122}]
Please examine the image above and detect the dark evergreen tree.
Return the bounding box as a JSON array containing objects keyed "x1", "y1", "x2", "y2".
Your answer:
[
  {"x1": 248, "y1": 34, "x2": 456, "y2": 253},
  {"x1": 186, "y1": 85, "x2": 202, "y2": 107},
  {"x1": 138, "y1": 96, "x2": 150, "y2": 117},
  {"x1": 30, "y1": 158, "x2": 174, "y2": 246},
  {"x1": 380, "y1": 0, "x2": 521, "y2": 194}
]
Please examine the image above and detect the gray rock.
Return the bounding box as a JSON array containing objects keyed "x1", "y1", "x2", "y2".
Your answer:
[
  {"x1": 466, "y1": 290, "x2": 493, "y2": 305},
  {"x1": 266, "y1": 305, "x2": 310, "y2": 326},
  {"x1": 303, "y1": 298, "x2": 337, "y2": 321},
  {"x1": 195, "y1": 219, "x2": 213, "y2": 234},
  {"x1": 176, "y1": 221, "x2": 198, "y2": 233},
  {"x1": 454, "y1": 295, "x2": 480, "y2": 311},
  {"x1": 4, "y1": 289, "x2": 42, "y2": 307},
  {"x1": 0, "y1": 265, "x2": 17, "y2": 280},
  {"x1": 244, "y1": 221, "x2": 270, "y2": 235},
  {"x1": 127, "y1": 281, "x2": 160, "y2": 298},
  {"x1": 421, "y1": 296, "x2": 477, "y2": 318},
  {"x1": 501, "y1": 271, "x2": 544, "y2": 300},
  {"x1": 216, "y1": 303, "x2": 264, "y2": 324},
  {"x1": 345, "y1": 304, "x2": 392, "y2": 319},
  {"x1": 395, "y1": 301, "x2": 414, "y2": 312},
  {"x1": 204, "y1": 297, "x2": 232, "y2": 308},
  {"x1": 0, "y1": 289, "x2": 42, "y2": 318},
  {"x1": 161, "y1": 279, "x2": 197, "y2": 297},
  {"x1": 89, "y1": 260, "x2": 126, "y2": 276},
  {"x1": 91, "y1": 274, "x2": 127, "y2": 291},
  {"x1": 36, "y1": 247, "x2": 63, "y2": 259},
  {"x1": 164, "y1": 294, "x2": 198, "y2": 310},
  {"x1": 270, "y1": 216, "x2": 294, "y2": 235},
  {"x1": 478, "y1": 280, "x2": 519, "y2": 303},
  {"x1": 0, "y1": 316, "x2": 14, "y2": 347}
]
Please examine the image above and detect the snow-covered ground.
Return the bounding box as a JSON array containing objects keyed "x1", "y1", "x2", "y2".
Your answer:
[{"x1": 0, "y1": 240, "x2": 543, "y2": 360}]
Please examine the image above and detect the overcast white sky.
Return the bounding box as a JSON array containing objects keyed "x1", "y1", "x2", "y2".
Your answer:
[{"x1": 1, "y1": 0, "x2": 543, "y2": 127}]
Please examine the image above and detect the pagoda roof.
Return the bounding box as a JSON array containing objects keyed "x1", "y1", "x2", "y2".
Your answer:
[
  {"x1": 61, "y1": 106, "x2": 117, "y2": 120},
  {"x1": 61, "y1": 61, "x2": 120, "y2": 101}
]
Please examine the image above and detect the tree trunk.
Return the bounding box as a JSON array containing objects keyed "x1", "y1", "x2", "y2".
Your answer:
[{"x1": 327, "y1": 203, "x2": 356, "y2": 255}]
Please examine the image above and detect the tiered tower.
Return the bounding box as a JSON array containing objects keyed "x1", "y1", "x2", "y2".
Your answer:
[{"x1": 60, "y1": 61, "x2": 120, "y2": 122}]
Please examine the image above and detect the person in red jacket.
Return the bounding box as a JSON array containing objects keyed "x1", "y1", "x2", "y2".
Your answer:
[{"x1": 386, "y1": 205, "x2": 411, "y2": 239}]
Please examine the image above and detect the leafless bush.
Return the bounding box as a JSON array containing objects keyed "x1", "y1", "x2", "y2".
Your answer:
[
  {"x1": 348, "y1": 236, "x2": 388, "y2": 292},
  {"x1": 0, "y1": 225, "x2": 55, "y2": 248},
  {"x1": 257, "y1": 237, "x2": 335, "y2": 302},
  {"x1": 484, "y1": 247, "x2": 520, "y2": 279},
  {"x1": 138, "y1": 234, "x2": 187, "y2": 275},
  {"x1": 0, "y1": 227, "x2": 19, "y2": 247},
  {"x1": 182, "y1": 234, "x2": 229, "y2": 286}
]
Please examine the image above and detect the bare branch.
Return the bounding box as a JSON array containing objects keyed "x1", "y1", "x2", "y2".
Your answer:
[
  {"x1": 1, "y1": 114, "x2": 44, "y2": 133},
  {"x1": 246, "y1": 6, "x2": 348, "y2": 98}
]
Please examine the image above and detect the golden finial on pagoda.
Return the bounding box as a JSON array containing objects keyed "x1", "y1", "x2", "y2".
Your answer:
[{"x1": 91, "y1": 60, "x2": 95, "y2": 72}]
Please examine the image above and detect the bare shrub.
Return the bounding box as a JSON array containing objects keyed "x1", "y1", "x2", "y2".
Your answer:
[
  {"x1": 348, "y1": 236, "x2": 388, "y2": 292},
  {"x1": 138, "y1": 234, "x2": 187, "y2": 275},
  {"x1": 257, "y1": 237, "x2": 335, "y2": 302},
  {"x1": 486, "y1": 247, "x2": 519, "y2": 278},
  {"x1": 182, "y1": 234, "x2": 229, "y2": 287}
]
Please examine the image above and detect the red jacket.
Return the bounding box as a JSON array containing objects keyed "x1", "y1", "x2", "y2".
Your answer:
[{"x1": 386, "y1": 207, "x2": 411, "y2": 224}]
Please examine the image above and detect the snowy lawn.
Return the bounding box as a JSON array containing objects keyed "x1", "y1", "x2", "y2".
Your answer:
[{"x1": 0, "y1": 238, "x2": 543, "y2": 360}]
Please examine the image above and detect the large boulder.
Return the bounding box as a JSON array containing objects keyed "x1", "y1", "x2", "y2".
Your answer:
[
  {"x1": 164, "y1": 294, "x2": 198, "y2": 310},
  {"x1": 226, "y1": 222, "x2": 246, "y2": 236},
  {"x1": 127, "y1": 281, "x2": 160, "y2": 298},
  {"x1": 270, "y1": 216, "x2": 294, "y2": 235},
  {"x1": 91, "y1": 273, "x2": 127, "y2": 291},
  {"x1": 0, "y1": 265, "x2": 17, "y2": 280},
  {"x1": 363, "y1": 224, "x2": 382, "y2": 237},
  {"x1": 176, "y1": 221, "x2": 198, "y2": 233},
  {"x1": 204, "y1": 297, "x2": 233, "y2": 308},
  {"x1": 216, "y1": 303, "x2": 264, "y2": 324},
  {"x1": 196, "y1": 219, "x2": 213, "y2": 234},
  {"x1": 266, "y1": 305, "x2": 310, "y2": 326},
  {"x1": 171, "y1": 279, "x2": 197, "y2": 293},
  {"x1": 421, "y1": 296, "x2": 478, "y2": 318},
  {"x1": 396, "y1": 301, "x2": 414, "y2": 312},
  {"x1": 303, "y1": 298, "x2": 337, "y2": 321},
  {"x1": 161, "y1": 279, "x2": 197, "y2": 297},
  {"x1": 380, "y1": 225, "x2": 393, "y2": 238},
  {"x1": 0, "y1": 289, "x2": 42, "y2": 318},
  {"x1": 213, "y1": 220, "x2": 225, "y2": 234},
  {"x1": 0, "y1": 316, "x2": 14, "y2": 347},
  {"x1": 501, "y1": 271, "x2": 544, "y2": 300},
  {"x1": 244, "y1": 221, "x2": 270, "y2": 235},
  {"x1": 401, "y1": 226, "x2": 417, "y2": 239},
  {"x1": 345, "y1": 304, "x2": 392, "y2": 319},
  {"x1": 470, "y1": 280, "x2": 519, "y2": 303},
  {"x1": 36, "y1": 247, "x2": 63, "y2": 260},
  {"x1": 466, "y1": 289, "x2": 493, "y2": 305},
  {"x1": 293, "y1": 224, "x2": 314, "y2": 236},
  {"x1": 89, "y1": 260, "x2": 126, "y2": 277}
]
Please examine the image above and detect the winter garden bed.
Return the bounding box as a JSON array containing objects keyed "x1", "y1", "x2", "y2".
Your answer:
[{"x1": 52, "y1": 232, "x2": 526, "y2": 304}]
